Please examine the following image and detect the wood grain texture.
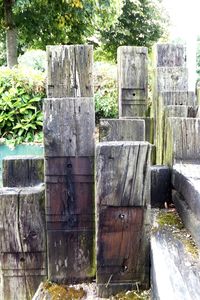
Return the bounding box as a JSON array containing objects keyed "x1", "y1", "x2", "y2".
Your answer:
[
  {"x1": 3, "y1": 155, "x2": 44, "y2": 187},
  {"x1": 172, "y1": 164, "x2": 200, "y2": 220},
  {"x1": 154, "y1": 44, "x2": 187, "y2": 67},
  {"x1": 99, "y1": 118, "x2": 145, "y2": 142},
  {"x1": 164, "y1": 118, "x2": 200, "y2": 164},
  {"x1": 43, "y1": 97, "x2": 95, "y2": 157},
  {"x1": 172, "y1": 189, "x2": 200, "y2": 249},
  {"x1": 45, "y1": 157, "x2": 95, "y2": 282},
  {"x1": 0, "y1": 185, "x2": 46, "y2": 300},
  {"x1": 151, "y1": 211, "x2": 200, "y2": 300},
  {"x1": 96, "y1": 141, "x2": 152, "y2": 207},
  {"x1": 164, "y1": 105, "x2": 188, "y2": 118},
  {"x1": 120, "y1": 117, "x2": 154, "y2": 143},
  {"x1": 118, "y1": 46, "x2": 148, "y2": 117},
  {"x1": 156, "y1": 67, "x2": 188, "y2": 92},
  {"x1": 161, "y1": 91, "x2": 196, "y2": 106},
  {"x1": 47, "y1": 45, "x2": 93, "y2": 98},
  {"x1": 97, "y1": 207, "x2": 150, "y2": 297}
]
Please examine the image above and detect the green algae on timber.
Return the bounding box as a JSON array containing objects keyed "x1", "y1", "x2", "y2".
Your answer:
[
  {"x1": 111, "y1": 290, "x2": 151, "y2": 300},
  {"x1": 156, "y1": 210, "x2": 183, "y2": 230}
]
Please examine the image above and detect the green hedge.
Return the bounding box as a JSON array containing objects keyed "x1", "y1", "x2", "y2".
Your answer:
[{"x1": 0, "y1": 67, "x2": 46, "y2": 146}]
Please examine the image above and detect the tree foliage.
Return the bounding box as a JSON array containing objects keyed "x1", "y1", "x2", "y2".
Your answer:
[{"x1": 100, "y1": 0, "x2": 168, "y2": 60}]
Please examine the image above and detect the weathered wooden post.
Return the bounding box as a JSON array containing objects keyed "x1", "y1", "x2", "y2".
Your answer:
[
  {"x1": 0, "y1": 185, "x2": 46, "y2": 300},
  {"x1": 118, "y1": 46, "x2": 148, "y2": 117},
  {"x1": 152, "y1": 44, "x2": 196, "y2": 164},
  {"x1": 44, "y1": 45, "x2": 95, "y2": 283},
  {"x1": 96, "y1": 141, "x2": 152, "y2": 297}
]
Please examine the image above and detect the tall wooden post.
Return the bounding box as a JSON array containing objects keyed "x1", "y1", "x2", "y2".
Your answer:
[
  {"x1": 96, "y1": 141, "x2": 152, "y2": 297},
  {"x1": 44, "y1": 45, "x2": 95, "y2": 283},
  {"x1": 118, "y1": 46, "x2": 148, "y2": 117}
]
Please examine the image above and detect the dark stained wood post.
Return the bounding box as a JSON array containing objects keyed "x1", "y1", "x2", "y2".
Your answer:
[
  {"x1": 96, "y1": 141, "x2": 152, "y2": 297},
  {"x1": 3, "y1": 156, "x2": 44, "y2": 187},
  {"x1": 44, "y1": 45, "x2": 95, "y2": 283},
  {"x1": 0, "y1": 185, "x2": 46, "y2": 300},
  {"x1": 118, "y1": 46, "x2": 148, "y2": 117}
]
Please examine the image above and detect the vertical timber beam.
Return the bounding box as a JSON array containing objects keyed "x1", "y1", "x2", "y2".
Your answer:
[
  {"x1": 44, "y1": 45, "x2": 95, "y2": 283},
  {"x1": 96, "y1": 141, "x2": 152, "y2": 297},
  {"x1": 118, "y1": 46, "x2": 148, "y2": 117}
]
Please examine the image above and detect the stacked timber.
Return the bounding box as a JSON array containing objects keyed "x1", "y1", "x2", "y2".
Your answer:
[
  {"x1": 0, "y1": 157, "x2": 46, "y2": 300},
  {"x1": 96, "y1": 141, "x2": 152, "y2": 297},
  {"x1": 44, "y1": 45, "x2": 95, "y2": 283},
  {"x1": 153, "y1": 43, "x2": 197, "y2": 164}
]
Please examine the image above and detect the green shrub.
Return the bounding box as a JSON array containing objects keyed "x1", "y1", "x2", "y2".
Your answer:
[
  {"x1": 0, "y1": 67, "x2": 46, "y2": 146},
  {"x1": 94, "y1": 62, "x2": 118, "y2": 122}
]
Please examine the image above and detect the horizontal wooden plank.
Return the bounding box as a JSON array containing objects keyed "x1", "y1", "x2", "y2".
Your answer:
[
  {"x1": 47, "y1": 230, "x2": 95, "y2": 282},
  {"x1": 0, "y1": 185, "x2": 46, "y2": 253},
  {"x1": 1, "y1": 252, "x2": 46, "y2": 272},
  {"x1": 99, "y1": 119, "x2": 145, "y2": 142},
  {"x1": 96, "y1": 141, "x2": 152, "y2": 206},
  {"x1": 121, "y1": 88, "x2": 146, "y2": 100},
  {"x1": 47, "y1": 45, "x2": 93, "y2": 98},
  {"x1": 43, "y1": 97, "x2": 95, "y2": 157},
  {"x1": 3, "y1": 156, "x2": 44, "y2": 187},
  {"x1": 161, "y1": 91, "x2": 196, "y2": 106}
]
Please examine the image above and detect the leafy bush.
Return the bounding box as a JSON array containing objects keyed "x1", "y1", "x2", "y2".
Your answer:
[
  {"x1": 0, "y1": 67, "x2": 46, "y2": 146},
  {"x1": 94, "y1": 62, "x2": 118, "y2": 122}
]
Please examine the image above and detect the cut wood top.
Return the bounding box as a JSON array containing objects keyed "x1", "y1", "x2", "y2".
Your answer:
[
  {"x1": 47, "y1": 45, "x2": 93, "y2": 98},
  {"x1": 96, "y1": 141, "x2": 152, "y2": 207}
]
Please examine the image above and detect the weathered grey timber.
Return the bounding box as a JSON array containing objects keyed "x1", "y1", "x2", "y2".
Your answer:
[
  {"x1": 151, "y1": 210, "x2": 200, "y2": 300},
  {"x1": 43, "y1": 97, "x2": 95, "y2": 157},
  {"x1": 161, "y1": 91, "x2": 196, "y2": 106},
  {"x1": 120, "y1": 117, "x2": 154, "y2": 143},
  {"x1": 47, "y1": 45, "x2": 93, "y2": 98},
  {"x1": 164, "y1": 105, "x2": 188, "y2": 118},
  {"x1": 154, "y1": 44, "x2": 187, "y2": 67},
  {"x1": 0, "y1": 184, "x2": 46, "y2": 300},
  {"x1": 99, "y1": 118, "x2": 145, "y2": 142},
  {"x1": 173, "y1": 190, "x2": 200, "y2": 248},
  {"x1": 118, "y1": 46, "x2": 148, "y2": 117},
  {"x1": 156, "y1": 67, "x2": 188, "y2": 92},
  {"x1": 164, "y1": 118, "x2": 200, "y2": 164},
  {"x1": 151, "y1": 165, "x2": 171, "y2": 208},
  {"x1": 172, "y1": 164, "x2": 200, "y2": 220},
  {"x1": 96, "y1": 141, "x2": 152, "y2": 207},
  {"x1": 2, "y1": 156, "x2": 44, "y2": 187}
]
